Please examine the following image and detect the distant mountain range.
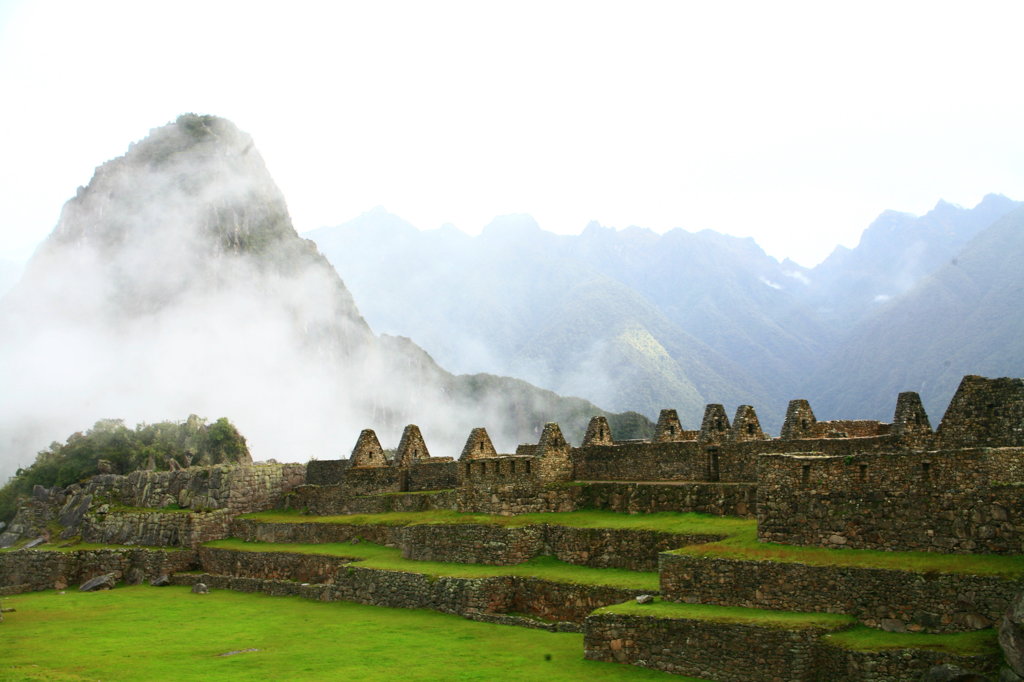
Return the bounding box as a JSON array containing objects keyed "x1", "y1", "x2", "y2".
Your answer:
[
  {"x1": 0, "y1": 115, "x2": 650, "y2": 480},
  {"x1": 307, "y1": 194, "x2": 1023, "y2": 433}
]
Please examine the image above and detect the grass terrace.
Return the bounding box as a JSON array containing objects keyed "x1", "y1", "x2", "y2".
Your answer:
[
  {"x1": 204, "y1": 538, "x2": 660, "y2": 591},
  {"x1": 823, "y1": 626, "x2": 1000, "y2": 656},
  {"x1": 242, "y1": 508, "x2": 1024, "y2": 577},
  {"x1": 672, "y1": 526, "x2": 1024, "y2": 577},
  {"x1": 242, "y1": 508, "x2": 751, "y2": 535},
  {"x1": 595, "y1": 597, "x2": 857, "y2": 631}
]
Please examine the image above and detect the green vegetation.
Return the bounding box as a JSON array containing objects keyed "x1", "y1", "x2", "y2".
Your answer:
[
  {"x1": 674, "y1": 525, "x2": 1024, "y2": 577},
  {"x1": 241, "y1": 508, "x2": 1024, "y2": 577},
  {"x1": 0, "y1": 415, "x2": 249, "y2": 522},
  {"x1": 243, "y1": 508, "x2": 750, "y2": 536},
  {"x1": 823, "y1": 626, "x2": 1000, "y2": 656},
  {"x1": 1, "y1": 586, "x2": 690, "y2": 681},
  {"x1": 596, "y1": 597, "x2": 856, "y2": 631},
  {"x1": 205, "y1": 539, "x2": 659, "y2": 591}
]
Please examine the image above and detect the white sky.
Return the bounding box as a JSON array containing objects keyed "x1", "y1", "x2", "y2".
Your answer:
[{"x1": 0, "y1": 1, "x2": 1022, "y2": 267}]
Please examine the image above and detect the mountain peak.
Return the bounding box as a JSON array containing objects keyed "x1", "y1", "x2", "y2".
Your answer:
[{"x1": 48, "y1": 113, "x2": 292, "y2": 261}]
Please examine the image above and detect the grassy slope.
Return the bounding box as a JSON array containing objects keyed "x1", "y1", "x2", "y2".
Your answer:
[
  {"x1": 597, "y1": 597, "x2": 856, "y2": 630},
  {"x1": 823, "y1": 626, "x2": 999, "y2": 656},
  {"x1": 241, "y1": 508, "x2": 751, "y2": 534},
  {"x1": 204, "y1": 538, "x2": 659, "y2": 591},
  {"x1": 1, "y1": 586, "x2": 692, "y2": 681}
]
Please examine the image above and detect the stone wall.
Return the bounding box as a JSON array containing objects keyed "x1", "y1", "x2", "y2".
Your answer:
[
  {"x1": 305, "y1": 459, "x2": 351, "y2": 486},
  {"x1": 455, "y1": 483, "x2": 581, "y2": 515},
  {"x1": 937, "y1": 375, "x2": 1024, "y2": 448},
  {"x1": 80, "y1": 463, "x2": 306, "y2": 513},
  {"x1": 584, "y1": 611, "x2": 1001, "y2": 681},
  {"x1": 757, "y1": 448, "x2": 1024, "y2": 553},
  {"x1": 572, "y1": 437, "x2": 900, "y2": 485},
  {"x1": 178, "y1": 566, "x2": 645, "y2": 627},
  {"x1": 341, "y1": 466, "x2": 401, "y2": 495},
  {"x1": 584, "y1": 612, "x2": 830, "y2": 681},
  {"x1": 407, "y1": 460, "x2": 458, "y2": 492},
  {"x1": 811, "y1": 641, "x2": 1000, "y2": 682},
  {"x1": 229, "y1": 519, "x2": 710, "y2": 571},
  {"x1": 400, "y1": 524, "x2": 544, "y2": 565},
  {"x1": 199, "y1": 546, "x2": 350, "y2": 583},
  {"x1": 659, "y1": 553, "x2": 1023, "y2": 633},
  {"x1": 287, "y1": 485, "x2": 458, "y2": 516},
  {"x1": 580, "y1": 482, "x2": 757, "y2": 517},
  {"x1": 230, "y1": 518, "x2": 400, "y2": 546},
  {"x1": 0, "y1": 548, "x2": 197, "y2": 595},
  {"x1": 80, "y1": 509, "x2": 234, "y2": 547}
]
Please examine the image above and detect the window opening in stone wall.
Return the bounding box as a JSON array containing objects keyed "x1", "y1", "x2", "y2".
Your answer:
[
  {"x1": 747, "y1": 423, "x2": 756, "y2": 435},
  {"x1": 525, "y1": 460, "x2": 531, "y2": 474},
  {"x1": 707, "y1": 447, "x2": 720, "y2": 482},
  {"x1": 801, "y1": 419, "x2": 809, "y2": 430},
  {"x1": 922, "y1": 461, "x2": 931, "y2": 481},
  {"x1": 801, "y1": 464, "x2": 810, "y2": 484},
  {"x1": 859, "y1": 464, "x2": 868, "y2": 481}
]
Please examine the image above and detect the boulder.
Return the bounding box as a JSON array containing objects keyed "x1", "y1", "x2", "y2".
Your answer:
[
  {"x1": 79, "y1": 573, "x2": 117, "y2": 592},
  {"x1": 191, "y1": 582, "x2": 209, "y2": 594},
  {"x1": 150, "y1": 575, "x2": 172, "y2": 587},
  {"x1": 635, "y1": 594, "x2": 654, "y2": 604},
  {"x1": 23, "y1": 536, "x2": 46, "y2": 550}
]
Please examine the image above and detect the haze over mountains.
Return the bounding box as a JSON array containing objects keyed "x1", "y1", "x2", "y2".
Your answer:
[
  {"x1": 0, "y1": 115, "x2": 648, "y2": 481},
  {"x1": 308, "y1": 194, "x2": 1023, "y2": 433}
]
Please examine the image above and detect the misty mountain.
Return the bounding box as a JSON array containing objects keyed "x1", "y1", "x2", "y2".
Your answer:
[
  {"x1": 308, "y1": 212, "x2": 832, "y2": 432},
  {"x1": 807, "y1": 204, "x2": 1024, "y2": 422},
  {"x1": 803, "y1": 194, "x2": 1020, "y2": 325},
  {"x1": 307, "y1": 195, "x2": 1022, "y2": 434},
  {"x1": 0, "y1": 115, "x2": 650, "y2": 481}
]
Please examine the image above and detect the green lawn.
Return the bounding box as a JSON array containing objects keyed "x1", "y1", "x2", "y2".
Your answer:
[
  {"x1": 823, "y1": 626, "x2": 1000, "y2": 655},
  {"x1": 241, "y1": 508, "x2": 750, "y2": 535},
  {"x1": 0, "y1": 586, "x2": 693, "y2": 681},
  {"x1": 595, "y1": 597, "x2": 856, "y2": 630},
  {"x1": 204, "y1": 538, "x2": 660, "y2": 591},
  {"x1": 673, "y1": 526, "x2": 1024, "y2": 577}
]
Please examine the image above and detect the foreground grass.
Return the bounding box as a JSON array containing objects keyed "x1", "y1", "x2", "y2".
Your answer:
[
  {"x1": 242, "y1": 508, "x2": 750, "y2": 536},
  {"x1": 205, "y1": 538, "x2": 660, "y2": 591},
  {"x1": 596, "y1": 597, "x2": 856, "y2": 631},
  {"x1": 674, "y1": 526, "x2": 1024, "y2": 577},
  {"x1": 823, "y1": 626, "x2": 999, "y2": 655},
  {"x1": 1, "y1": 586, "x2": 690, "y2": 681}
]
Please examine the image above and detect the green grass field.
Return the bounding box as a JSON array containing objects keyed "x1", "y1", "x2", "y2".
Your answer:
[
  {"x1": 596, "y1": 597, "x2": 857, "y2": 631},
  {"x1": 0, "y1": 586, "x2": 695, "y2": 681}
]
